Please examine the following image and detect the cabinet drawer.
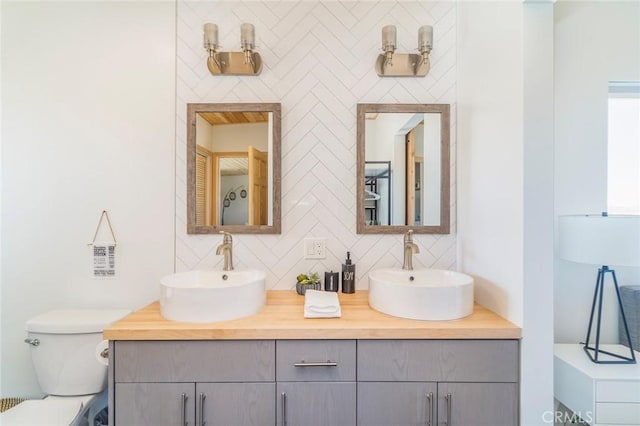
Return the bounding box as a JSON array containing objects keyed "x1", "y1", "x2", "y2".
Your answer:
[
  {"x1": 596, "y1": 402, "x2": 640, "y2": 424},
  {"x1": 276, "y1": 340, "x2": 356, "y2": 381},
  {"x1": 597, "y1": 380, "x2": 640, "y2": 403},
  {"x1": 114, "y1": 340, "x2": 275, "y2": 382},
  {"x1": 358, "y1": 340, "x2": 518, "y2": 382}
]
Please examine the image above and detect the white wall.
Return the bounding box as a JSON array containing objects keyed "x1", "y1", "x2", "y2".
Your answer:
[
  {"x1": 196, "y1": 115, "x2": 214, "y2": 151},
  {"x1": 367, "y1": 112, "x2": 416, "y2": 225},
  {"x1": 220, "y1": 175, "x2": 250, "y2": 225},
  {"x1": 211, "y1": 122, "x2": 269, "y2": 152},
  {"x1": 423, "y1": 114, "x2": 441, "y2": 226},
  {"x1": 554, "y1": 1, "x2": 640, "y2": 344},
  {"x1": 175, "y1": 1, "x2": 458, "y2": 287},
  {"x1": 195, "y1": 118, "x2": 269, "y2": 153},
  {"x1": 458, "y1": 0, "x2": 524, "y2": 326},
  {"x1": 458, "y1": 2, "x2": 555, "y2": 424},
  {"x1": 523, "y1": 2, "x2": 555, "y2": 423},
  {"x1": 0, "y1": 1, "x2": 4, "y2": 398},
  {"x1": 1, "y1": 1, "x2": 176, "y2": 397}
]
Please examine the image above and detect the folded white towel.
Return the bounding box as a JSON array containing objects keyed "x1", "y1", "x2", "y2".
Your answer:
[{"x1": 304, "y1": 290, "x2": 342, "y2": 318}]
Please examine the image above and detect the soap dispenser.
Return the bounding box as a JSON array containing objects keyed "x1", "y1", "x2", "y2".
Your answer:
[{"x1": 342, "y1": 252, "x2": 355, "y2": 294}]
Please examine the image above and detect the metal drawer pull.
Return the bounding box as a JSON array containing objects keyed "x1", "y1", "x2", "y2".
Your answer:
[
  {"x1": 426, "y1": 392, "x2": 433, "y2": 426},
  {"x1": 198, "y1": 392, "x2": 206, "y2": 426},
  {"x1": 24, "y1": 338, "x2": 39, "y2": 347},
  {"x1": 281, "y1": 392, "x2": 287, "y2": 426},
  {"x1": 293, "y1": 360, "x2": 337, "y2": 367},
  {"x1": 181, "y1": 393, "x2": 188, "y2": 426},
  {"x1": 445, "y1": 393, "x2": 452, "y2": 426}
]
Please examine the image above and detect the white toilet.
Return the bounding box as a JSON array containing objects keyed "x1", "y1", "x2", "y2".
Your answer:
[{"x1": 1, "y1": 309, "x2": 130, "y2": 426}]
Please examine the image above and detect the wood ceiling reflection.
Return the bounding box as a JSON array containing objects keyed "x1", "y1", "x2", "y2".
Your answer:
[{"x1": 200, "y1": 112, "x2": 269, "y2": 125}]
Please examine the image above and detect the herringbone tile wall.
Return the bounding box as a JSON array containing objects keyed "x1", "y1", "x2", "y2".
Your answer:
[{"x1": 176, "y1": 1, "x2": 457, "y2": 290}]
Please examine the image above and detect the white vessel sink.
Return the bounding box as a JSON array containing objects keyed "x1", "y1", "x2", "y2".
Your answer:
[
  {"x1": 160, "y1": 269, "x2": 266, "y2": 323},
  {"x1": 368, "y1": 268, "x2": 474, "y2": 321}
]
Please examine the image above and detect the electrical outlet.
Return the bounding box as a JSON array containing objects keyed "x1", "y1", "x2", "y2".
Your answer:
[{"x1": 304, "y1": 238, "x2": 326, "y2": 259}]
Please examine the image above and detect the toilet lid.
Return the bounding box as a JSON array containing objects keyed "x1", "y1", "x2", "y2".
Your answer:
[
  {"x1": 26, "y1": 309, "x2": 131, "y2": 333},
  {"x1": 0, "y1": 398, "x2": 83, "y2": 425}
]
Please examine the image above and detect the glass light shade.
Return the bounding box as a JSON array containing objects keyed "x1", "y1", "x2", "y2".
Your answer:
[
  {"x1": 203, "y1": 23, "x2": 219, "y2": 49},
  {"x1": 418, "y1": 25, "x2": 433, "y2": 50},
  {"x1": 241, "y1": 23, "x2": 255, "y2": 49},
  {"x1": 381, "y1": 25, "x2": 396, "y2": 51},
  {"x1": 558, "y1": 215, "x2": 640, "y2": 267}
]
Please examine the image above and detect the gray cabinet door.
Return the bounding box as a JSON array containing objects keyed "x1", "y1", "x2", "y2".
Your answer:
[
  {"x1": 115, "y1": 382, "x2": 194, "y2": 426},
  {"x1": 357, "y1": 382, "x2": 437, "y2": 426},
  {"x1": 437, "y1": 382, "x2": 518, "y2": 426},
  {"x1": 196, "y1": 382, "x2": 275, "y2": 426},
  {"x1": 276, "y1": 382, "x2": 356, "y2": 426}
]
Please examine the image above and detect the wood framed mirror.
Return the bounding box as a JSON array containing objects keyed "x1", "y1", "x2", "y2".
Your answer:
[
  {"x1": 187, "y1": 103, "x2": 281, "y2": 234},
  {"x1": 357, "y1": 103, "x2": 450, "y2": 234}
]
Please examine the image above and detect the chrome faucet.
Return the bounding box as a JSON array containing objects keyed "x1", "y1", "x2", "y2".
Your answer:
[
  {"x1": 216, "y1": 231, "x2": 234, "y2": 271},
  {"x1": 402, "y1": 230, "x2": 420, "y2": 271}
]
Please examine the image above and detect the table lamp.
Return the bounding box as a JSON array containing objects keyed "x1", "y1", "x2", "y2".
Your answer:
[{"x1": 558, "y1": 213, "x2": 640, "y2": 364}]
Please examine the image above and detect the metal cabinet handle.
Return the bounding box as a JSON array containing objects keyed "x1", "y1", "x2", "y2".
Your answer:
[
  {"x1": 281, "y1": 392, "x2": 287, "y2": 426},
  {"x1": 426, "y1": 392, "x2": 433, "y2": 426},
  {"x1": 293, "y1": 360, "x2": 337, "y2": 367},
  {"x1": 24, "y1": 338, "x2": 39, "y2": 347},
  {"x1": 198, "y1": 392, "x2": 206, "y2": 426},
  {"x1": 181, "y1": 393, "x2": 188, "y2": 426},
  {"x1": 444, "y1": 393, "x2": 452, "y2": 426}
]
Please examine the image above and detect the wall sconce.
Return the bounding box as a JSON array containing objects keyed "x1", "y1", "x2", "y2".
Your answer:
[
  {"x1": 203, "y1": 22, "x2": 263, "y2": 76},
  {"x1": 375, "y1": 25, "x2": 433, "y2": 77}
]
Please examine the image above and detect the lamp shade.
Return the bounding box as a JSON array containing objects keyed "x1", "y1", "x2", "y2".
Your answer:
[{"x1": 558, "y1": 215, "x2": 640, "y2": 267}]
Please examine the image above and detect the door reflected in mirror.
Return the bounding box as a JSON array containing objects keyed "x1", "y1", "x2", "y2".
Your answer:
[
  {"x1": 188, "y1": 103, "x2": 281, "y2": 234},
  {"x1": 357, "y1": 104, "x2": 450, "y2": 234}
]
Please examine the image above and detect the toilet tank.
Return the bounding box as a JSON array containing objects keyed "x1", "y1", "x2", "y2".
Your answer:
[{"x1": 25, "y1": 309, "x2": 130, "y2": 396}]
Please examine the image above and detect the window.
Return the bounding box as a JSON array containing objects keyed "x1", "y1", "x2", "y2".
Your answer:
[{"x1": 608, "y1": 81, "x2": 640, "y2": 214}]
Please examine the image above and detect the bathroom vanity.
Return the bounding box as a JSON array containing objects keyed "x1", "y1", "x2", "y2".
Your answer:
[{"x1": 104, "y1": 292, "x2": 521, "y2": 426}]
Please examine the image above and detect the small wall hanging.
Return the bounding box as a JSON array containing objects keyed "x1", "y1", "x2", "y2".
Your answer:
[{"x1": 88, "y1": 210, "x2": 117, "y2": 278}]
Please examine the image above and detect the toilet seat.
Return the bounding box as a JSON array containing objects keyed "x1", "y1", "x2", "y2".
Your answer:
[{"x1": 0, "y1": 394, "x2": 96, "y2": 426}]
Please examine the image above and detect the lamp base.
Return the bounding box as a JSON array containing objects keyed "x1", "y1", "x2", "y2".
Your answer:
[
  {"x1": 583, "y1": 266, "x2": 636, "y2": 364},
  {"x1": 583, "y1": 344, "x2": 635, "y2": 364}
]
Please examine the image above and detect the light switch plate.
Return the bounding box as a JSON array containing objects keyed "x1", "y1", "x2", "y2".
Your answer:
[{"x1": 304, "y1": 238, "x2": 326, "y2": 259}]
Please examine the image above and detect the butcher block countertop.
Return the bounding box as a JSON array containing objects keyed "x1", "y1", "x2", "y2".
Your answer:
[{"x1": 103, "y1": 291, "x2": 521, "y2": 341}]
